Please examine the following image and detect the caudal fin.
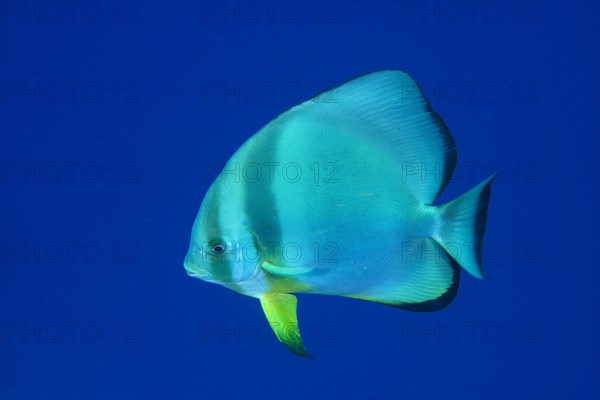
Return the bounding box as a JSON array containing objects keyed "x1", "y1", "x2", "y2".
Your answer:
[{"x1": 434, "y1": 174, "x2": 496, "y2": 279}]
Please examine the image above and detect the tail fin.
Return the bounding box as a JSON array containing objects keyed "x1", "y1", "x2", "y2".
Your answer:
[{"x1": 434, "y1": 174, "x2": 496, "y2": 279}]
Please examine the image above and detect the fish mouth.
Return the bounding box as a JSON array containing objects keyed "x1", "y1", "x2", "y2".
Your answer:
[
  {"x1": 186, "y1": 270, "x2": 210, "y2": 279},
  {"x1": 185, "y1": 269, "x2": 222, "y2": 284},
  {"x1": 183, "y1": 257, "x2": 261, "y2": 284},
  {"x1": 184, "y1": 258, "x2": 215, "y2": 281}
]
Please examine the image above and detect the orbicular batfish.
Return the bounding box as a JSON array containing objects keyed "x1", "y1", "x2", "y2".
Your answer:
[{"x1": 185, "y1": 70, "x2": 496, "y2": 358}]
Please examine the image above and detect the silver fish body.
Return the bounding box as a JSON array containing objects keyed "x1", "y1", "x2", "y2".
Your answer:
[{"x1": 185, "y1": 70, "x2": 496, "y2": 357}]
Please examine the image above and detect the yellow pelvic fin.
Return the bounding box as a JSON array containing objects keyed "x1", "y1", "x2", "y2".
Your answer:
[{"x1": 259, "y1": 292, "x2": 312, "y2": 358}]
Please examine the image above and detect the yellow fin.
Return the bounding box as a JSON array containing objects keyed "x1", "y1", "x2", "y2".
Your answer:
[{"x1": 259, "y1": 293, "x2": 312, "y2": 358}]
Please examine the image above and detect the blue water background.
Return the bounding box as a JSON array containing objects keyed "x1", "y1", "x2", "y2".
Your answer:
[{"x1": 1, "y1": 1, "x2": 598, "y2": 399}]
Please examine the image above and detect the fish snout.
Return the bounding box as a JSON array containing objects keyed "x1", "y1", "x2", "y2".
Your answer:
[
  {"x1": 186, "y1": 270, "x2": 210, "y2": 278},
  {"x1": 184, "y1": 257, "x2": 212, "y2": 280}
]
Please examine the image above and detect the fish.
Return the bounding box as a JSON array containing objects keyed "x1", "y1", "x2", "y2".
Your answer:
[{"x1": 184, "y1": 70, "x2": 496, "y2": 358}]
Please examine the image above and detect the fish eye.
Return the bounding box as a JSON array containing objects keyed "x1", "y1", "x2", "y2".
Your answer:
[{"x1": 210, "y1": 243, "x2": 225, "y2": 255}]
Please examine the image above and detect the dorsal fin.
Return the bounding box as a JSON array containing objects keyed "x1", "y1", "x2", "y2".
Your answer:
[{"x1": 269, "y1": 70, "x2": 457, "y2": 204}]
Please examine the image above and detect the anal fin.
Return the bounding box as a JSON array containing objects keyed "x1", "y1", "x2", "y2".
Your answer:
[{"x1": 348, "y1": 238, "x2": 460, "y2": 312}]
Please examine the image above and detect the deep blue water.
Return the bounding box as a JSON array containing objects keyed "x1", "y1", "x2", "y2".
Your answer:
[{"x1": 1, "y1": 1, "x2": 599, "y2": 399}]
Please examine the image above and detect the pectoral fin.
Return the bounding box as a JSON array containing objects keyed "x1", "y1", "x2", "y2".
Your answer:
[
  {"x1": 260, "y1": 261, "x2": 313, "y2": 276},
  {"x1": 259, "y1": 292, "x2": 312, "y2": 358}
]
